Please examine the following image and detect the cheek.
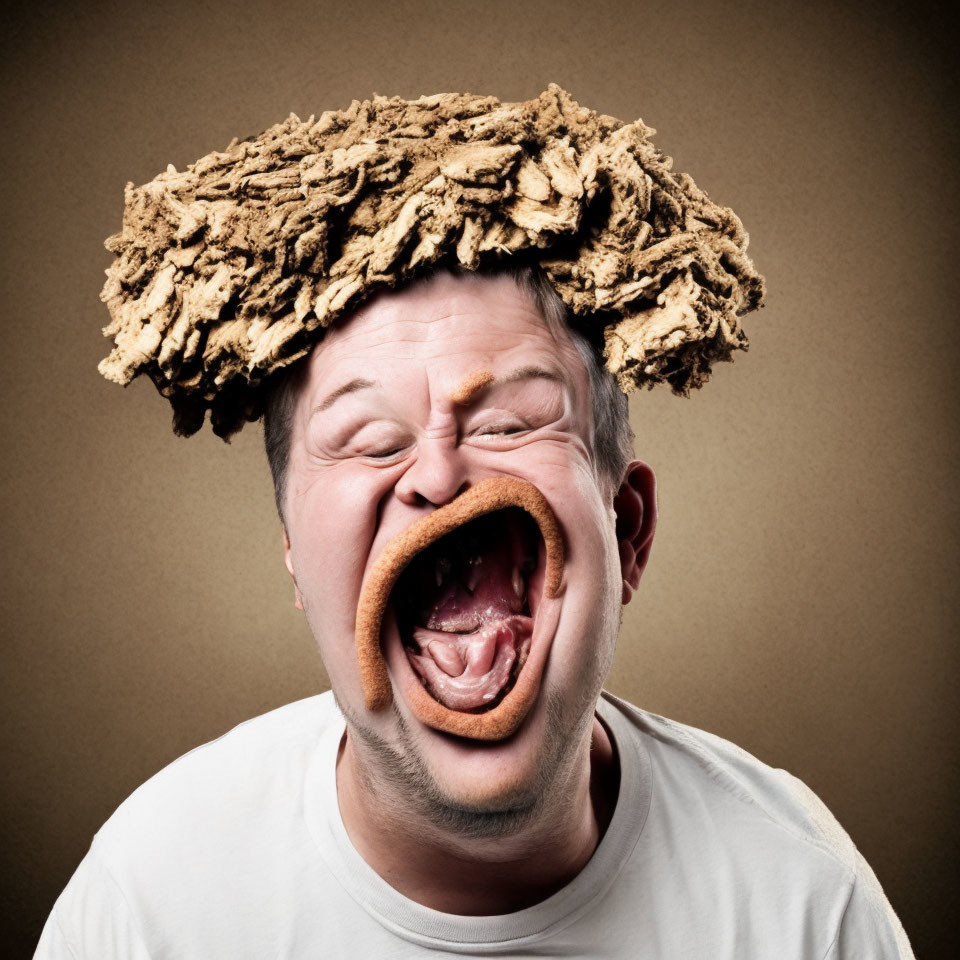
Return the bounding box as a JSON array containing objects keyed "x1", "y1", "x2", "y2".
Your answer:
[
  {"x1": 540, "y1": 457, "x2": 621, "y2": 631},
  {"x1": 479, "y1": 440, "x2": 620, "y2": 607},
  {"x1": 471, "y1": 440, "x2": 615, "y2": 567},
  {"x1": 524, "y1": 451, "x2": 612, "y2": 558},
  {"x1": 287, "y1": 465, "x2": 396, "y2": 618},
  {"x1": 472, "y1": 432, "x2": 595, "y2": 496}
]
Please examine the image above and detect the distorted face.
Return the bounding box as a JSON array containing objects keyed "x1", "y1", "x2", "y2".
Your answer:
[{"x1": 282, "y1": 269, "x2": 654, "y2": 820}]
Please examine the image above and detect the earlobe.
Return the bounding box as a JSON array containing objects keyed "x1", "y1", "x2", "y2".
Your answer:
[
  {"x1": 282, "y1": 526, "x2": 305, "y2": 611},
  {"x1": 613, "y1": 461, "x2": 657, "y2": 605}
]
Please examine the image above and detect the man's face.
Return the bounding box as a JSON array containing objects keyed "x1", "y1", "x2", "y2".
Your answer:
[{"x1": 282, "y1": 270, "x2": 641, "y2": 816}]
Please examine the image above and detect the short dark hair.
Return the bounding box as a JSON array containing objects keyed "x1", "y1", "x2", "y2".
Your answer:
[{"x1": 262, "y1": 263, "x2": 634, "y2": 520}]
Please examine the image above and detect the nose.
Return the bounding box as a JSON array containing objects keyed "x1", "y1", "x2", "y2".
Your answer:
[{"x1": 394, "y1": 435, "x2": 468, "y2": 508}]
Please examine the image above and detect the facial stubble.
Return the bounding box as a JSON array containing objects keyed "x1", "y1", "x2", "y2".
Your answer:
[{"x1": 333, "y1": 687, "x2": 597, "y2": 842}]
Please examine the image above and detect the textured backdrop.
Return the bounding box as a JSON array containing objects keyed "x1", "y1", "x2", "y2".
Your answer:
[{"x1": 2, "y1": 1, "x2": 956, "y2": 956}]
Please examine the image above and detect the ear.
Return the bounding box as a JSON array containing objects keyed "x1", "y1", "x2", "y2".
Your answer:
[
  {"x1": 613, "y1": 461, "x2": 657, "y2": 605},
  {"x1": 282, "y1": 526, "x2": 305, "y2": 611}
]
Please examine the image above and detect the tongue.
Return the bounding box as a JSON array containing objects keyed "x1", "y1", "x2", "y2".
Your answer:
[
  {"x1": 407, "y1": 615, "x2": 533, "y2": 710},
  {"x1": 399, "y1": 508, "x2": 537, "y2": 711}
]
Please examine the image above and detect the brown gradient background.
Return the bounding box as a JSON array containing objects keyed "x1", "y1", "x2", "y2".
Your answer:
[{"x1": 2, "y1": 1, "x2": 956, "y2": 956}]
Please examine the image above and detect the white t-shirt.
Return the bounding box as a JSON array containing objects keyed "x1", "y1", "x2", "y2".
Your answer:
[{"x1": 35, "y1": 691, "x2": 913, "y2": 958}]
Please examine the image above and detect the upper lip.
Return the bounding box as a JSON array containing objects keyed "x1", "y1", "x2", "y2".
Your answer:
[{"x1": 353, "y1": 476, "x2": 565, "y2": 740}]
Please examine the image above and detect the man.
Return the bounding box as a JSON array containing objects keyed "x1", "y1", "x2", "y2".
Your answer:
[{"x1": 37, "y1": 87, "x2": 913, "y2": 957}]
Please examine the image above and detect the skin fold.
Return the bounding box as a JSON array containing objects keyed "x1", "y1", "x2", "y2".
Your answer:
[{"x1": 281, "y1": 269, "x2": 656, "y2": 914}]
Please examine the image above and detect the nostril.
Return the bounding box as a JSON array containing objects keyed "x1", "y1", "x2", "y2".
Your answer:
[
  {"x1": 403, "y1": 437, "x2": 468, "y2": 501},
  {"x1": 417, "y1": 481, "x2": 470, "y2": 509},
  {"x1": 395, "y1": 469, "x2": 470, "y2": 509},
  {"x1": 434, "y1": 481, "x2": 471, "y2": 509}
]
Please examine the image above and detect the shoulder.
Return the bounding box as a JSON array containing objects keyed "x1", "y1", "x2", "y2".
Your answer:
[
  {"x1": 601, "y1": 690, "x2": 857, "y2": 867},
  {"x1": 40, "y1": 693, "x2": 346, "y2": 958},
  {"x1": 598, "y1": 691, "x2": 915, "y2": 958},
  {"x1": 94, "y1": 691, "x2": 341, "y2": 866}
]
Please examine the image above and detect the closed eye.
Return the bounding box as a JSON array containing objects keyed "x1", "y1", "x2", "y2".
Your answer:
[
  {"x1": 474, "y1": 420, "x2": 528, "y2": 438},
  {"x1": 365, "y1": 445, "x2": 409, "y2": 460},
  {"x1": 472, "y1": 417, "x2": 530, "y2": 437}
]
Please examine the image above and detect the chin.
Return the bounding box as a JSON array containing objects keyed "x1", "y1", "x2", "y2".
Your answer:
[
  {"x1": 404, "y1": 682, "x2": 555, "y2": 790},
  {"x1": 391, "y1": 660, "x2": 603, "y2": 842},
  {"x1": 396, "y1": 691, "x2": 580, "y2": 839},
  {"x1": 427, "y1": 762, "x2": 544, "y2": 818}
]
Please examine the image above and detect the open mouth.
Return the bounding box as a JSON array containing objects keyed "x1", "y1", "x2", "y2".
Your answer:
[
  {"x1": 353, "y1": 477, "x2": 565, "y2": 741},
  {"x1": 393, "y1": 507, "x2": 542, "y2": 713}
]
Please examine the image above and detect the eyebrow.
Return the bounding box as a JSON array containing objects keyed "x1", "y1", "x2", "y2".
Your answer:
[
  {"x1": 313, "y1": 377, "x2": 378, "y2": 414},
  {"x1": 312, "y1": 366, "x2": 563, "y2": 417},
  {"x1": 450, "y1": 365, "x2": 566, "y2": 406},
  {"x1": 496, "y1": 366, "x2": 565, "y2": 388}
]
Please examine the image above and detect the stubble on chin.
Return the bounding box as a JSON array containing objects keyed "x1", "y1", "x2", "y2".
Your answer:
[{"x1": 332, "y1": 689, "x2": 596, "y2": 842}]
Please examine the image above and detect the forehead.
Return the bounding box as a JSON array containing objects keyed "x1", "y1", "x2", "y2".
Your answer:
[{"x1": 298, "y1": 270, "x2": 587, "y2": 397}]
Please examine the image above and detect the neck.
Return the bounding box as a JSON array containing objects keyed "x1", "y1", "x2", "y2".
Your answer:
[{"x1": 335, "y1": 714, "x2": 619, "y2": 916}]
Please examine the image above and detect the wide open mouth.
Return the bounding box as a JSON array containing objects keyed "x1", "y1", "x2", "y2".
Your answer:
[
  {"x1": 353, "y1": 476, "x2": 564, "y2": 740},
  {"x1": 392, "y1": 508, "x2": 543, "y2": 713}
]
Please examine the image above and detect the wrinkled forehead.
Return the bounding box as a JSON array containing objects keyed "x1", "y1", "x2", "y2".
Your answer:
[{"x1": 296, "y1": 270, "x2": 589, "y2": 404}]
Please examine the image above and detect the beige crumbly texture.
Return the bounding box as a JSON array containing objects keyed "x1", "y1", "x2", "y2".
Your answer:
[
  {"x1": 97, "y1": 84, "x2": 765, "y2": 436},
  {"x1": 449, "y1": 369, "x2": 494, "y2": 405},
  {"x1": 354, "y1": 476, "x2": 563, "y2": 738}
]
